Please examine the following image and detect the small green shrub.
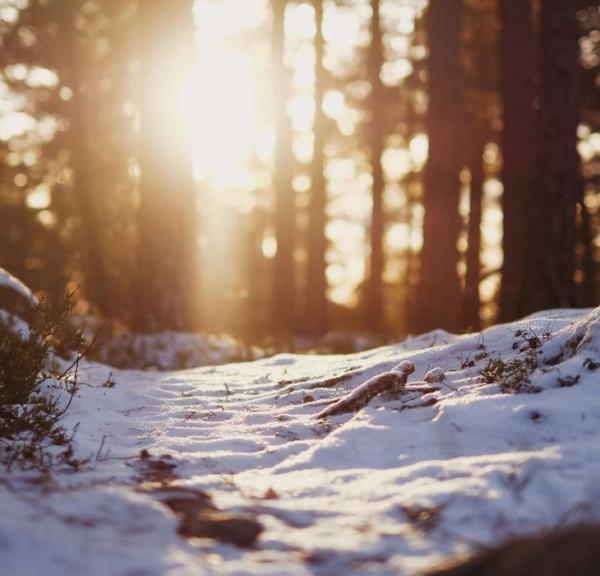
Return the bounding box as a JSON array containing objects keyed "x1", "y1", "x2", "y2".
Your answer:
[
  {"x1": 0, "y1": 318, "x2": 47, "y2": 406},
  {"x1": 478, "y1": 326, "x2": 552, "y2": 395},
  {"x1": 480, "y1": 357, "x2": 540, "y2": 394},
  {"x1": 0, "y1": 296, "x2": 86, "y2": 471}
]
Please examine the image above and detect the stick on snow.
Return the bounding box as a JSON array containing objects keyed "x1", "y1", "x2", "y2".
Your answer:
[{"x1": 316, "y1": 360, "x2": 415, "y2": 418}]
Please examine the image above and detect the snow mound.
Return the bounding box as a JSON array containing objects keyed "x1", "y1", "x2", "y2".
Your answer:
[
  {"x1": 0, "y1": 267, "x2": 37, "y2": 324},
  {"x1": 1, "y1": 307, "x2": 600, "y2": 575},
  {"x1": 94, "y1": 331, "x2": 263, "y2": 370},
  {"x1": 0, "y1": 268, "x2": 35, "y2": 303}
]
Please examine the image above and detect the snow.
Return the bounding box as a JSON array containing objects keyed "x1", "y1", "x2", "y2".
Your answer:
[
  {"x1": 2, "y1": 307, "x2": 600, "y2": 574},
  {"x1": 0, "y1": 268, "x2": 36, "y2": 304},
  {"x1": 93, "y1": 330, "x2": 263, "y2": 370}
]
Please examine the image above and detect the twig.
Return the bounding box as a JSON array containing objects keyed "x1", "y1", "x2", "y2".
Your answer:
[
  {"x1": 307, "y1": 371, "x2": 357, "y2": 390},
  {"x1": 316, "y1": 361, "x2": 415, "y2": 418},
  {"x1": 95, "y1": 435, "x2": 107, "y2": 462},
  {"x1": 56, "y1": 319, "x2": 110, "y2": 381}
]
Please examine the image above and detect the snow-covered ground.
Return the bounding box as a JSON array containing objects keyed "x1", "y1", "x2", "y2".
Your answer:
[{"x1": 2, "y1": 306, "x2": 600, "y2": 575}]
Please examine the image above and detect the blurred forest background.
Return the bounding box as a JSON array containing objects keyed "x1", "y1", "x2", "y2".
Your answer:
[{"x1": 0, "y1": 0, "x2": 599, "y2": 345}]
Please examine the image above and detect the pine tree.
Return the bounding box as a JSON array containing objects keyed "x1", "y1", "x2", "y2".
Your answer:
[
  {"x1": 462, "y1": 0, "x2": 500, "y2": 330},
  {"x1": 522, "y1": 0, "x2": 581, "y2": 313},
  {"x1": 498, "y1": 0, "x2": 535, "y2": 321},
  {"x1": 134, "y1": 0, "x2": 198, "y2": 331},
  {"x1": 58, "y1": 0, "x2": 111, "y2": 315},
  {"x1": 0, "y1": 0, "x2": 137, "y2": 313},
  {"x1": 306, "y1": 0, "x2": 329, "y2": 335},
  {"x1": 463, "y1": 130, "x2": 485, "y2": 330},
  {"x1": 414, "y1": 0, "x2": 464, "y2": 332},
  {"x1": 271, "y1": 0, "x2": 296, "y2": 333},
  {"x1": 365, "y1": 0, "x2": 385, "y2": 331}
]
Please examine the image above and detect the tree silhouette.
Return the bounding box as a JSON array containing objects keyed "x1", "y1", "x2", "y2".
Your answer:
[
  {"x1": 306, "y1": 0, "x2": 329, "y2": 335},
  {"x1": 365, "y1": 0, "x2": 385, "y2": 332},
  {"x1": 271, "y1": 0, "x2": 296, "y2": 333},
  {"x1": 498, "y1": 0, "x2": 535, "y2": 322},
  {"x1": 522, "y1": 0, "x2": 581, "y2": 313},
  {"x1": 414, "y1": 0, "x2": 464, "y2": 332},
  {"x1": 134, "y1": 0, "x2": 198, "y2": 331}
]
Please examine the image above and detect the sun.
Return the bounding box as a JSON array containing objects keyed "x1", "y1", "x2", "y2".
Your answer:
[
  {"x1": 190, "y1": 0, "x2": 323, "y2": 193},
  {"x1": 190, "y1": 0, "x2": 269, "y2": 192}
]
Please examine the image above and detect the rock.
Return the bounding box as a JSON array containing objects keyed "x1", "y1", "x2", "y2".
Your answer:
[
  {"x1": 262, "y1": 487, "x2": 279, "y2": 499},
  {"x1": 179, "y1": 510, "x2": 263, "y2": 548},
  {"x1": 135, "y1": 452, "x2": 178, "y2": 483},
  {"x1": 160, "y1": 489, "x2": 216, "y2": 517}
]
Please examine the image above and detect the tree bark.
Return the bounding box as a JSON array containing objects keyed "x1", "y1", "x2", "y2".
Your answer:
[
  {"x1": 414, "y1": 0, "x2": 463, "y2": 333},
  {"x1": 463, "y1": 131, "x2": 485, "y2": 331},
  {"x1": 498, "y1": 0, "x2": 535, "y2": 322},
  {"x1": 523, "y1": 0, "x2": 580, "y2": 313},
  {"x1": 271, "y1": 0, "x2": 296, "y2": 333},
  {"x1": 59, "y1": 1, "x2": 112, "y2": 316},
  {"x1": 134, "y1": 0, "x2": 198, "y2": 332},
  {"x1": 306, "y1": 0, "x2": 328, "y2": 335},
  {"x1": 365, "y1": 0, "x2": 385, "y2": 332},
  {"x1": 578, "y1": 172, "x2": 596, "y2": 307}
]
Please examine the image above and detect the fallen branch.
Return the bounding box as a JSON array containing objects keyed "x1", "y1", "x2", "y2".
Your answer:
[{"x1": 316, "y1": 361, "x2": 415, "y2": 418}]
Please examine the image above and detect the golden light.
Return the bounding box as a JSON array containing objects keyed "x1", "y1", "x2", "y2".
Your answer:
[
  {"x1": 186, "y1": 0, "x2": 443, "y2": 307},
  {"x1": 192, "y1": 3, "x2": 263, "y2": 189}
]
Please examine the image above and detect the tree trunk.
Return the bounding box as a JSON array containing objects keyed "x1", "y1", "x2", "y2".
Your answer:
[
  {"x1": 306, "y1": 0, "x2": 328, "y2": 336},
  {"x1": 365, "y1": 0, "x2": 385, "y2": 332},
  {"x1": 59, "y1": 2, "x2": 112, "y2": 316},
  {"x1": 134, "y1": 0, "x2": 198, "y2": 332},
  {"x1": 523, "y1": 0, "x2": 580, "y2": 313},
  {"x1": 413, "y1": 0, "x2": 463, "y2": 333},
  {"x1": 271, "y1": 0, "x2": 296, "y2": 333},
  {"x1": 498, "y1": 0, "x2": 535, "y2": 322},
  {"x1": 578, "y1": 172, "x2": 596, "y2": 307},
  {"x1": 463, "y1": 131, "x2": 485, "y2": 331}
]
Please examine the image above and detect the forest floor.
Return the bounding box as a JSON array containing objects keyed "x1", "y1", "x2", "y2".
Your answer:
[{"x1": 2, "y1": 306, "x2": 600, "y2": 575}]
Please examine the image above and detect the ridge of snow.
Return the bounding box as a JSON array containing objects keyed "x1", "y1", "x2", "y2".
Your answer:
[{"x1": 0, "y1": 268, "x2": 36, "y2": 304}]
